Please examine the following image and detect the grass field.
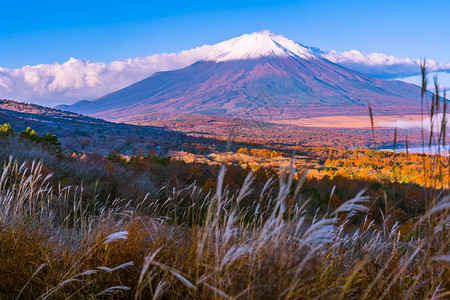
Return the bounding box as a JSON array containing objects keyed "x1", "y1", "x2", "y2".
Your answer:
[
  {"x1": 274, "y1": 114, "x2": 424, "y2": 128},
  {"x1": 0, "y1": 156, "x2": 448, "y2": 299}
]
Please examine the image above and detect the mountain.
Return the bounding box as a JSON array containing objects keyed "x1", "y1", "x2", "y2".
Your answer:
[{"x1": 60, "y1": 32, "x2": 424, "y2": 122}]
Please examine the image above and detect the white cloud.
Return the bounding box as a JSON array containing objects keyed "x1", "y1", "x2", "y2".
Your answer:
[
  {"x1": 322, "y1": 49, "x2": 450, "y2": 79},
  {"x1": 0, "y1": 43, "x2": 233, "y2": 106},
  {"x1": 0, "y1": 54, "x2": 206, "y2": 106}
]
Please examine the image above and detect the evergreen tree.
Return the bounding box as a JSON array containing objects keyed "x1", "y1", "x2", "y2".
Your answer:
[{"x1": 19, "y1": 127, "x2": 39, "y2": 141}]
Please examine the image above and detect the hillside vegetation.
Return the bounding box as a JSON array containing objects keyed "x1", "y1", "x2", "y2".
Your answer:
[{"x1": 0, "y1": 121, "x2": 449, "y2": 299}]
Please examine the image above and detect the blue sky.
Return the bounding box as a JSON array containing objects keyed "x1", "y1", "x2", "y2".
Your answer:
[{"x1": 1, "y1": 0, "x2": 450, "y2": 68}]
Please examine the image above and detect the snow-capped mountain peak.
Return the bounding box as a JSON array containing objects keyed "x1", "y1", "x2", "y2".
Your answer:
[{"x1": 208, "y1": 31, "x2": 315, "y2": 62}]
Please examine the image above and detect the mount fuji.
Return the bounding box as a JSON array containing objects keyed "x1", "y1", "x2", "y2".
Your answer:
[{"x1": 60, "y1": 32, "x2": 424, "y2": 122}]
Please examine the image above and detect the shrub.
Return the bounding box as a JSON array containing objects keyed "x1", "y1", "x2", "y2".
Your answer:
[{"x1": 0, "y1": 123, "x2": 14, "y2": 136}]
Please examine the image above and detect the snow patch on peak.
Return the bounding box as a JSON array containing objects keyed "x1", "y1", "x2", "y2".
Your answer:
[{"x1": 207, "y1": 31, "x2": 315, "y2": 62}]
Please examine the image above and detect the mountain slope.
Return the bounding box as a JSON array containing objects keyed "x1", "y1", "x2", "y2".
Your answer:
[
  {"x1": 62, "y1": 32, "x2": 424, "y2": 122},
  {"x1": 0, "y1": 99, "x2": 200, "y2": 155}
]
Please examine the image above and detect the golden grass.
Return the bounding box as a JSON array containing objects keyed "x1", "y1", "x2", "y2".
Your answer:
[{"x1": 0, "y1": 156, "x2": 448, "y2": 299}]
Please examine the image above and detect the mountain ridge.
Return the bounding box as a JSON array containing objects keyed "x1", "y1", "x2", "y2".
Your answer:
[{"x1": 59, "y1": 32, "x2": 425, "y2": 122}]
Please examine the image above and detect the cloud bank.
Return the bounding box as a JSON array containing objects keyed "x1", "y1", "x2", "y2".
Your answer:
[
  {"x1": 1, "y1": 32, "x2": 449, "y2": 107},
  {"x1": 0, "y1": 48, "x2": 217, "y2": 106},
  {"x1": 322, "y1": 50, "x2": 450, "y2": 79}
]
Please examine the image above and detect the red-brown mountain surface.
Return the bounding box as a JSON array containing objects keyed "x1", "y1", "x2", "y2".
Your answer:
[{"x1": 59, "y1": 32, "x2": 424, "y2": 122}]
